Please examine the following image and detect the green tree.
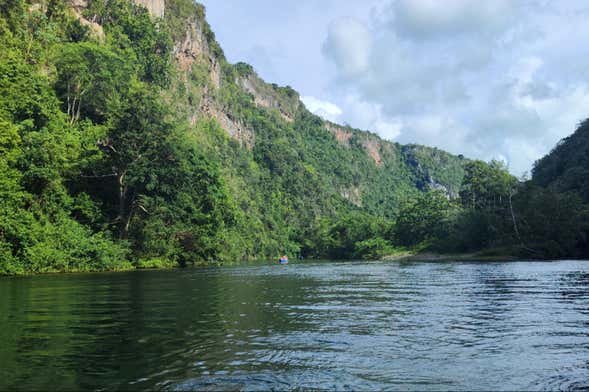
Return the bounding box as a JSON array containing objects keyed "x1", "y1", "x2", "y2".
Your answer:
[
  {"x1": 53, "y1": 42, "x2": 132, "y2": 124},
  {"x1": 394, "y1": 190, "x2": 458, "y2": 247},
  {"x1": 460, "y1": 160, "x2": 517, "y2": 211},
  {"x1": 513, "y1": 184, "x2": 589, "y2": 258},
  {"x1": 533, "y1": 118, "x2": 589, "y2": 202}
]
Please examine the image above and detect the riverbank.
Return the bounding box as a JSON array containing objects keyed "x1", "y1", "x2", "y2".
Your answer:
[
  {"x1": 0, "y1": 250, "x2": 569, "y2": 276},
  {"x1": 383, "y1": 249, "x2": 520, "y2": 262}
]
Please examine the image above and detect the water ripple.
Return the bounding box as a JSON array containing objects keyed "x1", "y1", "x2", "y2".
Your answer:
[{"x1": 2, "y1": 260, "x2": 589, "y2": 390}]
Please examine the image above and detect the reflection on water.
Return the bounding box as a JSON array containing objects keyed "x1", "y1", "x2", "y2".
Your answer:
[{"x1": 1, "y1": 260, "x2": 589, "y2": 390}]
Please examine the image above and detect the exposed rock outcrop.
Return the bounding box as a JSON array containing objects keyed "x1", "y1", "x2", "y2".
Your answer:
[
  {"x1": 198, "y1": 90, "x2": 255, "y2": 149},
  {"x1": 403, "y1": 145, "x2": 457, "y2": 197},
  {"x1": 133, "y1": 0, "x2": 164, "y2": 18},
  {"x1": 362, "y1": 138, "x2": 383, "y2": 167},
  {"x1": 67, "y1": 0, "x2": 88, "y2": 12},
  {"x1": 64, "y1": 0, "x2": 105, "y2": 40},
  {"x1": 340, "y1": 186, "x2": 362, "y2": 207},
  {"x1": 325, "y1": 122, "x2": 352, "y2": 146},
  {"x1": 237, "y1": 74, "x2": 299, "y2": 122},
  {"x1": 324, "y1": 122, "x2": 384, "y2": 166},
  {"x1": 175, "y1": 18, "x2": 221, "y2": 89}
]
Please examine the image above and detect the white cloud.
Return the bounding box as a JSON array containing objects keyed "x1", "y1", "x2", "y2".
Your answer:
[
  {"x1": 301, "y1": 96, "x2": 343, "y2": 122},
  {"x1": 327, "y1": 93, "x2": 404, "y2": 140},
  {"x1": 321, "y1": 0, "x2": 589, "y2": 174},
  {"x1": 322, "y1": 17, "x2": 372, "y2": 77},
  {"x1": 390, "y1": 0, "x2": 513, "y2": 39},
  {"x1": 201, "y1": 0, "x2": 589, "y2": 176},
  {"x1": 374, "y1": 119, "x2": 402, "y2": 140}
]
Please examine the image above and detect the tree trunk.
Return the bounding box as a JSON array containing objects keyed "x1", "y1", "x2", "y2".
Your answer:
[
  {"x1": 509, "y1": 188, "x2": 539, "y2": 255},
  {"x1": 70, "y1": 96, "x2": 77, "y2": 124},
  {"x1": 75, "y1": 94, "x2": 82, "y2": 122},
  {"x1": 123, "y1": 198, "x2": 135, "y2": 238},
  {"x1": 117, "y1": 171, "x2": 128, "y2": 239},
  {"x1": 509, "y1": 190, "x2": 520, "y2": 241},
  {"x1": 66, "y1": 82, "x2": 72, "y2": 119}
]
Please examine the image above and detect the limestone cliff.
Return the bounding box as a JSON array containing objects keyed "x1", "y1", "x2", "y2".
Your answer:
[
  {"x1": 133, "y1": 0, "x2": 164, "y2": 18},
  {"x1": 61, "y1": 0, "x2": 468, "y2": 205},
  {"x1": 325, "y1": 122, "x2": 353, "y2": 147},
  {"x1": 172, "y1": 10, "x2": 221, "y2": 88},
  {"x1": 236, "y1": 70, "x2": 300, "y2": 122}
]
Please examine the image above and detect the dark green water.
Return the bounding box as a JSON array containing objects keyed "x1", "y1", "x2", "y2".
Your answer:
[{"x1": 2, "y1": 260, "x2": 589, "y2": 391}]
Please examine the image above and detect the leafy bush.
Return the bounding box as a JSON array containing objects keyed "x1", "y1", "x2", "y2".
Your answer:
[
  {"x1": 136, "y1": 257, "x2": 176, "y2": 269},
  {"x1": 354, "y1": 238, "x2": 394, "y2": 260}
]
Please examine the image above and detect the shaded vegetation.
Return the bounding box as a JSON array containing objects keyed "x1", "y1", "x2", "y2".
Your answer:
[{"x1": 533, "y1": 118, "x2": 589, "y2": 202}]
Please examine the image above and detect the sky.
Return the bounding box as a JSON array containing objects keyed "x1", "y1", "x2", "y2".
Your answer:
[{"x1": 200, "y1": 0, "x2": 589, "y2": 175}]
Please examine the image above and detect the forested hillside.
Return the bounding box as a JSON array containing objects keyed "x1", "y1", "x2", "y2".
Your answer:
[
  {"x1": 0, "y1": 0, "x2": 469, "y2": 273},
  {"x1": 2, "y1": 0, "x2": 588, "y2": 275},
  {"x1": 533, "y1": 119, "x2": 589, "y2": 202},
  {"x1": 393, "y1": 122, "x2": 589, "y2": 260}
]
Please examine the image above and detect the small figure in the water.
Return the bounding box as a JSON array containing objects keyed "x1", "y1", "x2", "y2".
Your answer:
[{"x1": 279, "y1": 255, "x2": 289, "y2": 264}]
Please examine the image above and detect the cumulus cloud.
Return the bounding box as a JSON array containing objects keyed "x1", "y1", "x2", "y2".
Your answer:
[
  {"x1": 202, "y1": 0, "x2": 589, "y2": 175},
  {"x1": 390, "y1": 0, "x2": 513, "y2": 39},
  {"x1": 322, "y1": 17, "x2": 372, "y2": 77},
  {"x1": 337, "y1": 94, "x2": 403, "y2": 139},
  {"x1": 301, "y1": 96, "x2": 343, "y2": 122},
  {"x1": 320, "y1": 0, "x2": 589, "y2": 174}
]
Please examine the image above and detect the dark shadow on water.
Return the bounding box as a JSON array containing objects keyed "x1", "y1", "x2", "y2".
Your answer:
[{"x1": 2, "y1": 260, "x2": 589, "y2": 390}]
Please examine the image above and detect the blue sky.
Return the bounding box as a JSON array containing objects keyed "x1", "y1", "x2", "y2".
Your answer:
[{"x1": 200, "y1": 0, "x2": 589, "y2": 175}]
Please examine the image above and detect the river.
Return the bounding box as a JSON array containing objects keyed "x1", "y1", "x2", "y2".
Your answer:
[{"x1": 1, "y1": 260, "x2": 589, "y2": 390}]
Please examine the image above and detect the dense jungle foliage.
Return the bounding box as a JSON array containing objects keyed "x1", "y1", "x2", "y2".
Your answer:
[{"x1": 1, "y1": 0, "x2": 588, "y2": 274}]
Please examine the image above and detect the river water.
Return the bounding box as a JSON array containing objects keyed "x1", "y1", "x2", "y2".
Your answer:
[{"x1": 2, "y1": 260, "x2": 589, "y2": 391}]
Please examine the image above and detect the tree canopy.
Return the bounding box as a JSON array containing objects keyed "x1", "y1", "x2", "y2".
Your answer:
[{"x1": 2, "y1": 0, "x2": 588, "y2": 274}]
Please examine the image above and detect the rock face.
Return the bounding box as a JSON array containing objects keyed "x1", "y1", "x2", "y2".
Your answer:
[
  {"x1": 133, "y1": 0, "x2": 164, "y2": 18},
  {"x1": 68, "y1": 0, "x2": 88, "y2": 11},
  {"x1": 237, "y1": 74, "x2": 299, "y2": 122},
  {"x1": 65, "y1": 0, "x2": 105, "y2": 40},
  {"x1": 198, "y1": 91, "x2": 255, "y2": 149},
  {"x1": 67, "y1": 0, "x2": 164, "y2": 41},
  {"x1": 402, "y1": 145, "x2": 459, "y2": 198},
  {"x1": 59, "y1": 0, "x2": 465, "y2": 196},
  {"x1": 362, "y1": 138, "x2": 383, "y2": 167},
  {"x1": 324, "y1": 122, "x2": 385, "y2": 166},
  {"x1": 340, "y1": 186, "x2": 362, "y2": 207},
  {"x1": 175, "y1": 17, "x2": 221, "y2": 89},
  {"x1": 159, "y1": 2, "x2": 248, "y2": 144},
  {"x1": 325, "y1": 122, "x2": 352, "y2": 147}
]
